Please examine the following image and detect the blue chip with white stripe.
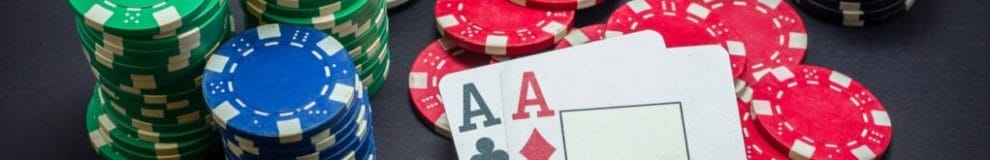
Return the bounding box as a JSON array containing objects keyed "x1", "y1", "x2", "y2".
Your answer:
[
  {"x1": 220, "y1": 82, "x2": 366, "y2": 158},
  {"x1": 222, "y1": 90, "x2": 371, "y2": 159},
  {"x1": 203, "y1": 24, "x2": 358, "y2": 146}
]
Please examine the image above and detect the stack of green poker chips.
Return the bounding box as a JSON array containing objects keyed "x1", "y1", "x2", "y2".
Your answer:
[{"x1": 69, "y1": 0, "x2": 232, "y2": 159}]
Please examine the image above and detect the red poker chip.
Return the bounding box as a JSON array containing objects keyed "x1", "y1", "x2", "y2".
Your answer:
[
  {"x1": 435, "y1": 0, "x2": 575, "y2": 56},
  {"x1": 509, "y1": 0, "x2": 605, "y2": 10},
  {"x1": 735, "y1": 80, "x2": 789, "y2": 160},
  {"x1": 554, "y1": 24, "x2": 606, "y2": 49},
  {"x1": 606, "y1": 0, "x2": 747, "y2": 78},
  {"x1": 698, "y1": 0, "x2": 808, "y2": 84},
  {"x1": 408, "y1": 39, "x2": 491, "y2": 138},
  {"x1": 750, "y1": 65, "x2": 892, "y2": 159}
]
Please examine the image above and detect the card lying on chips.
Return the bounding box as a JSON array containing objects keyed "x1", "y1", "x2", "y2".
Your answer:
[{"x1": 439, "y1": 31, "x2": 745, "y2": 160}]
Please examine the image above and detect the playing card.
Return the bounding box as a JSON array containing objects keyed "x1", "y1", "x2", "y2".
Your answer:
[
  {"x1": 439, "y1": 31, "x2": 668, "y2": 160},
  {"x1": 439, "y1": 63, "x2": 511, "y2": 160},
  {"x1": 497, "y1": 45, "x2": 745, "y2": 160}
]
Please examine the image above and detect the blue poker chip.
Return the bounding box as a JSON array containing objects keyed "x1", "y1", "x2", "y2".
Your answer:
[
  {"x1": 219, "y1": 90, "x2": 366, "y2": 158},
  {"x1": 356, "y1": 132, "x2": 377, "y2": 160},
  {"x1": 220, "y1": 79, "x2": 364, "y2": 150},
  {"x1": 353, "y1": 115, "x2": 376, "y2": 160},
  {"x1": 203, "y1": 24, "x2": 359, "y2": 148},
  {"x1": 224, "y1": 101, "x2": 370, "y2": 160}
]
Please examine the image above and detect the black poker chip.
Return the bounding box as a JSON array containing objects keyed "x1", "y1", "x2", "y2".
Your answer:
[{"x1": 791, "y1": 0, "x2": 915, "y2": 27}]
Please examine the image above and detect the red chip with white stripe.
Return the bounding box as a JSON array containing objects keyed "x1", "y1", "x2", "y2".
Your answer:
[
  {"x1": 408, "y1": 39, "x2": 490, "y2": 138},
  {"x1": 697, "y1": 0, "x2": 808, "y2": 84},
  {"x1": 509, "y1": 0, "x2": 605, "y2": 11},
  {"x1": 606, "y1": 0, "x2": 747, "y2": 77},
  {"x1": 435, "y1": 0, "x2": 574, "y2": 56},
  {"x1": 750, "y1": 65, "x2": 892, "y2": 160},
  {"x1": 554, "y1": 24, "x2": 605, "y2": 49},
  {"x1": 735, "y1": 80, "x2": 789, "y2": 160}
]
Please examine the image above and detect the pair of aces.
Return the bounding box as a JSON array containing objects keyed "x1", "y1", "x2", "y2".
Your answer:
[{"x1": 438, "y1": 31, "x2": 747, "y2": 160}]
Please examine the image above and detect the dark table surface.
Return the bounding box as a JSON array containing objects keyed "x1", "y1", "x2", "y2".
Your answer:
[{"x1": 1, "y1": 0, "x2": 989, "y2": 159}]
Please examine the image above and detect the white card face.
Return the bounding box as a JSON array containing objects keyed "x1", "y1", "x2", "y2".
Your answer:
[
  {"x1": 440, "y1": 31, "x2": 668, "y2": 160},
  {"x1": 439, "y1": 63, "x2": 510, "y2": 160},
  {"x1": 498, "y1": 45, "x2": 745, "y2": 160}
]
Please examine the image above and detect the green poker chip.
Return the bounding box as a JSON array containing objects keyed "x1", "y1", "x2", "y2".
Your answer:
[
  {"x1": 76, "y1": 0, "x2": 227, "y2": 53},
  {"x1": 98, "y1": 90, "x2": 212, "y2": 125},
  {"x1": 245, "y1": 0, "x2": 382, "y2": 42},
  {"x1": 85, "y1": 24, "x2": 231, "y2": 95},
  {"x1": 96, "y1": 82, "x2": 203, "y2": 109},
  {"x1": 351, "y1": 23, "x2": 388, "y2": 77},
  {"x1": 345, "y1": 7, "x2": 387, "y2": 61},
  {"x1": 87, "y1": 84, "x2": 217, "y2": 160},
  {"x1": 75, "y1": 1, "x2": 229, "y2": 63},
  {"x1": 101, "y1": 92, "x2": 209, "y2": 125},
  {"x1": 99, "y1": 109, "x2": 216, "y2": 157},
  {"x1": 102, "y1": 102, "x2": 213, "y2": 133},
  {"x1": 87, "y1": 86, "x2": 129, "y2": 160},
  {"x1": 366, "y1": 52, "x2": 390, "y2": 97},
  {"x1": 259, "y1": 0, "x2": 346, "y2": 9},
  {"x1": 95, "y1": 83, "x2": 204, "y2": 111},
  {"x1": 102, "y1": 98, "x2": 215, "y2": 143},
  {"x1": 81, "y1": 35, "x2": 213, "y2": 76},
  {"x1": 244, "y1": 0, "x2": 360, "y2": 18},
  {"x1": 68, "y1": 0, "x2": 210, "y2": 37}
]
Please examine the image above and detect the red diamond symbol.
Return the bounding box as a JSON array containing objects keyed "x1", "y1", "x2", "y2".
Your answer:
[{"x1": 520, "y1": 128, "x2": 555, "y2": 160}]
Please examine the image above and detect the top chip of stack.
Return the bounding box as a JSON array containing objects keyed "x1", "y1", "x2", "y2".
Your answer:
[
  {"x1": 743, "y1": 64, "x2": 893, "y2": 159},
  {"x1": 434, "y1": 0, "x2": 575, "y2": 57},
  {"x1": 204, "y1": 24, "x2": 377, "y2": 160},
  {"x1": 69, "y1": 0, "x2": 233, "y2": 159},
  {"x1": 790, "y1": 0, "x2": 916, "y2": 27},
  {"x1": 508, "y1": 0, "x2": 605, "y2": 10},
  {"x1": 240, "y1": 0, "x2": 392, "y2": 97},
  {"x1": 605, "y1": 0, "x2": 747, "y2": 77},
  {"x1": 690, "y1": 0, "x2": 808, "y2": 83}
]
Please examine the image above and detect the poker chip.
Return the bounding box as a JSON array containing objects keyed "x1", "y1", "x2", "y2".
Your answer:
[
  {"x1": 86, "y1": 84, "x2": 220, "y2": 160},
  {"x1": 72, "y1": 0, "x2": 230, "y2": 159},
  {"x1": 241, "y1": 0, "x2": 393, "y2": 97},
  {"x1": 554, "y1": 24, "x2": 605, "y2": 49},
  {"x1": 791, "y1": 0, "x2": 915, "y2": 27},
  {"x1": 408, "y1": 39, "x2": 490, "y2": 138},
  {"x1": 204, "y1": 24, "x2": 377, "y2": 159},
  {"x1": 508, "y1": 0, "x2": 605, "y2": 10},
  {"x1": 696, "y1": 0, "x2": 808, "y2": 83},
  {"x1": 68, "y1": 0, "x2": 209, "y2": 37},
  {"x1": 606, "y1": 0, "x2": 747, "y2": 77},
  {"x1": 435, "y1": 0, "x2": 574, "y2": 56},
  {"x1": 734, "y1": 80, "x2": 789, "y2": 159},
  {"x1": 749, "y1": 65, "x2": 892, "y2": 159}
]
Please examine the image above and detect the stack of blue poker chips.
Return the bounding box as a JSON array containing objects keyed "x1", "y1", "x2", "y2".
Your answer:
[{"x1": 203, "y1": 23, "x2": 377, "y2": 160}]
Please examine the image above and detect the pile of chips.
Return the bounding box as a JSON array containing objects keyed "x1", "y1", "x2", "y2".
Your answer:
[
  {"x1": 605, "y1": 0, "x2": 895, "y2": 159},
  {"x1": 204, "y1": 24, "x2": 377, "y2": 160},
  {"x1": 70, "y1": 0, "x2": 233, "y2": 159},
  {"x1": 791, "y1": 0, "x2": 916, "y2": 27},
  {"x1": 409, "y1": 0, "x2": 895, "y2": 159},
  {"x1": 241, "y1": 0, "x2": 392, "y2": 97}
]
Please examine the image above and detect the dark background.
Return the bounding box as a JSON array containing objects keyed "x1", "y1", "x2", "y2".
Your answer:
[{"x1": 1, "y1": 0, "x2": 988, "y2": 159}]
